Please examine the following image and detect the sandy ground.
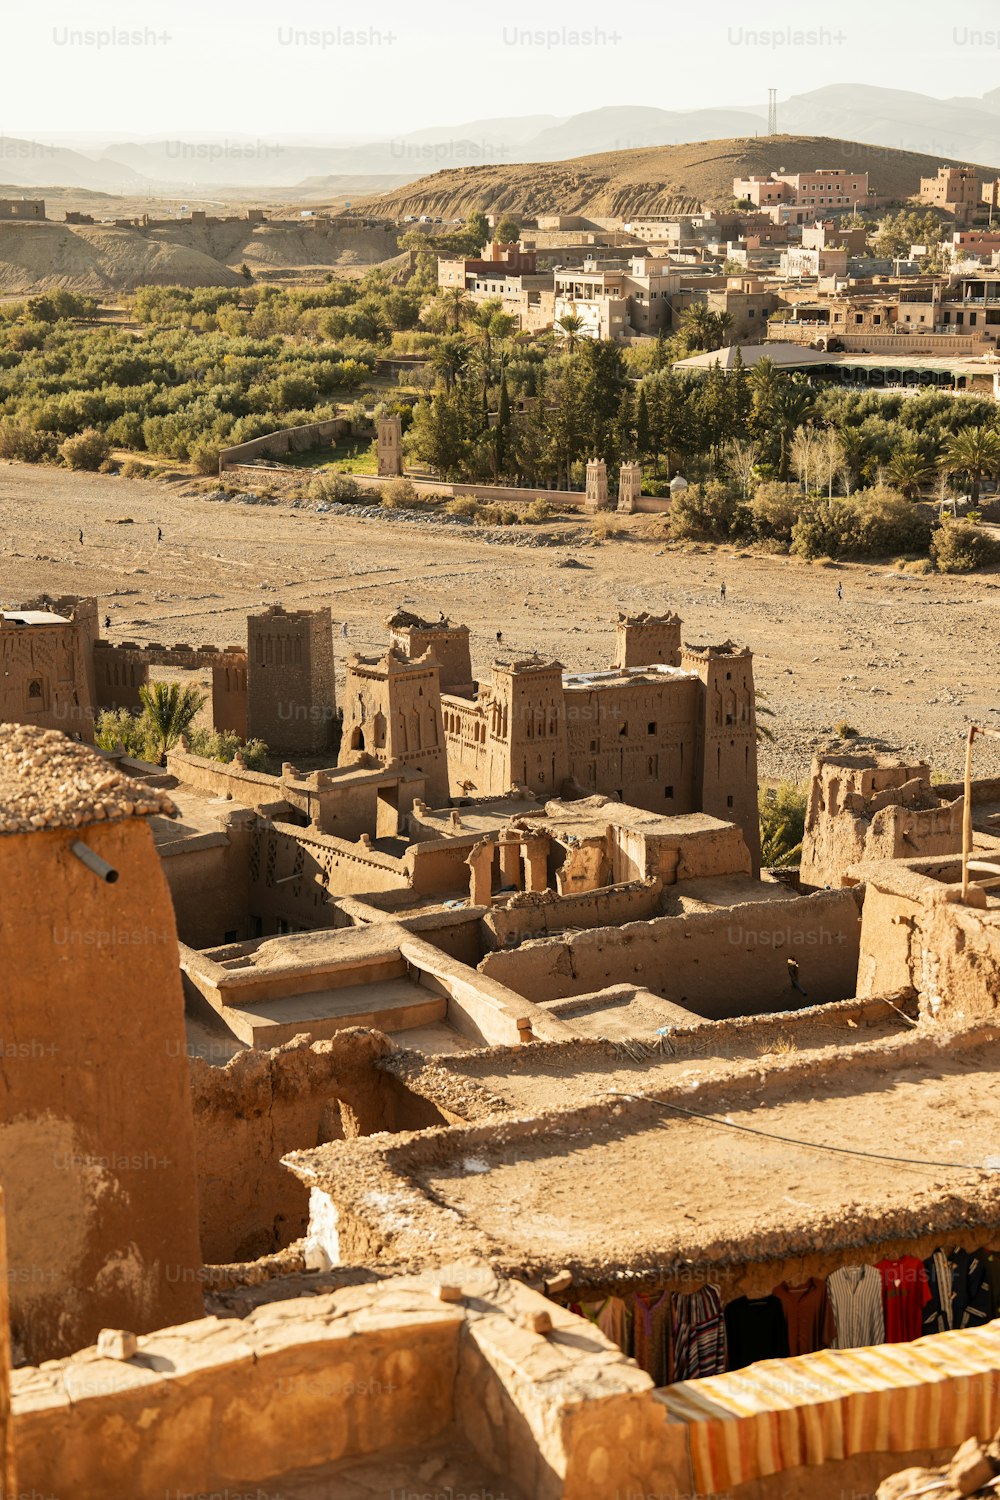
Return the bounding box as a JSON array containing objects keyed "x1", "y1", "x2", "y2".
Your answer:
[{"x1": 2, "y1": 460, "x2": 999, "y2": 783}]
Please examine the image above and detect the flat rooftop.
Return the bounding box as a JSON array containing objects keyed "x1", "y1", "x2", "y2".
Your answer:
[
  {"x1": 386, "y1": 994, "x2": 917, "y2": 1119},
  {"x1": 293, "y1": 1017, "x2": 1000, "y2": 1283},
  {"x1": 0, "y1": 609, "x2": 70, "y2": 625}
]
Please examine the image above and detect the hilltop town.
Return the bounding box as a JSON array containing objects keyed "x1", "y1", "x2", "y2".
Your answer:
[{"x1": 6, "y1": 111, "x2": 1000, "y2": 1500}]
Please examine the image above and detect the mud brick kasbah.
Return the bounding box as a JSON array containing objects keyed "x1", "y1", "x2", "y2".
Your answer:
[{"x1": 4, "y1": 594, "x2": 1000, "y2": 1500}]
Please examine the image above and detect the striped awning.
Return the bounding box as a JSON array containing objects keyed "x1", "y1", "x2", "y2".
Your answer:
[{"x1": 660, "y1": 1322, "x2": 1000, "y2": 1492}]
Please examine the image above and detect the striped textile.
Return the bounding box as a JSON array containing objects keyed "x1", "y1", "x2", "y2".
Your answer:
[
  {"x1": 827, "y1": 1264, "x2": 885, "y2": 1348},
  {"x1": 671, "y1": 1284, "x2": 727, "y2": 1382},
  {"x1": 660, "y1": 1320, "x2": 1000, "y2": 1494}
]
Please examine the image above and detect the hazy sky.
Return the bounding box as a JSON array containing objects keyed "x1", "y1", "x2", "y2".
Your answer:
[{"x1": 6, "y1": 0, "x2": 1000, "y2": 140}]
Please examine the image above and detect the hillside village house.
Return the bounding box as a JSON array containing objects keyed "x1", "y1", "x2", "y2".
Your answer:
[{"x1": 733, "y1": 168, "x2": 875, "y2": 224}]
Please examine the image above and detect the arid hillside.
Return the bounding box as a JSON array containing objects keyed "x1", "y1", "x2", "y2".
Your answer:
[
  {"x1": 0, "y1": 218, "x2": 402, "y2": 294},
  {"x1": 360, "y1": 134, "x2": 1000, "y2": 220}
]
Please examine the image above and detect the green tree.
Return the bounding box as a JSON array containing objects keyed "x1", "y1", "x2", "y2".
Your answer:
[
  {"x1": 555, "y1": 313, "x2": 585, "y2": 353},
  {"x1": 759, "y1": 783, "x2": 807, "y2": 867},
  {"x1": 493, "y1": 215, "x2": 521, "y2": 244},
  {"x1": 431, "y1": 333, "x2": 469, "y2": 392},
  {"x1": 886, "y1": 446, "x2": 936, "y2": 500},
  {"x1": 942, "y1": 424, "x2": 1000, "y2": 503},
  {"x1": 138, "y1": 682, "x2": 207, "y2": 763},
  {"x1": 464, "y1": 209, "x2": 490, "y2": 252}
]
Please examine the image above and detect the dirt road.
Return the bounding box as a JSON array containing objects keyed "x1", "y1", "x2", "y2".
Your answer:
[{"x1": 2, "y1": 461, "x2": 997, "y2": 783}]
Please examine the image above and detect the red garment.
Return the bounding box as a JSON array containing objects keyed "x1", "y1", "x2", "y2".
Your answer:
[{"x1": 877, "y1": 1256, "x2": 931, "y2": 1343}]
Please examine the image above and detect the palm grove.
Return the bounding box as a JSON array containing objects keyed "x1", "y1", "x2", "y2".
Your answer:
[
  {"x1": 406, "y1": 293, "x2": 1000, "y2": 571},
  {"x1": 1, "y1": 236, "x2": 1000, "y2": 568}
]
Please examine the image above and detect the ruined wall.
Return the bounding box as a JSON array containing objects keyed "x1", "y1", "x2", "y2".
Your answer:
[
  {"x1": 249, "y1": 822, "x2": 410, "y2": 934},
  {"x1": 218, "y1": 415, "x2": 351, "y2": 468},
  {"x1": 94, "y1": 641, "x2": 247, "y2": 732},
  {"x1": 607, "y1": 812, "x2": 751, "y2": 884},
  {"x1": 190, "y1": 1032, "x2": 448, "y2": 1263},
  {"x1": 0, "y1": 816, "x2": 203, "y2": 1361},
  {"x1": 478, "y1": 890, "x2": 862, "y2": 1014},
  {"x1": 13, "y1": 1286, "x2": 463, "y2": 1500},
  {"x1": 484, "y1": 880, "x2": 665, "y2": 947},
  {"x1": 856, "y1": 857, "x2": 1000, "y2": 1022},
  {"x1": 247, "y1": 605, "x2": 336, "y2": 755},
  {"x1": 801, "y1": 755, "x2": 961, "y2": 889}
]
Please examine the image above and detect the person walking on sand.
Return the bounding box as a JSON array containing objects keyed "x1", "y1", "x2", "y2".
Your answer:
[
  {"x1": 720, "y1": 581, "x2": 727, "y2": 604},
  {"x1": 78, "y1": 529, "x2": 83, "y2": 545},
  {"x1": 836, "y1": 581, "x2": 843, "y2": 602},
  {"x1": 157, "y1": 527, "x2": 163, "y2": 543}
]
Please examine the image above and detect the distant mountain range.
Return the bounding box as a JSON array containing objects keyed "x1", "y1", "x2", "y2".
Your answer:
[{"x1": 3, "y1": 85, "x2": 1000, "y2": 197}]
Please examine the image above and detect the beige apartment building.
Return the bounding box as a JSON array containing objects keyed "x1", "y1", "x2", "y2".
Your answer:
[
  {"x1": 918, "y1": 166, "x2": 984, "y2": 225},
  {"x1": 734, "y1": 169, "x2": 874, "y2": 225},
  {"x1": 779, "y1": 245, "x2": 850, "y2": 278},
  {"x1": 553, "y1": 257, "x2": 682, "y2": 341}
]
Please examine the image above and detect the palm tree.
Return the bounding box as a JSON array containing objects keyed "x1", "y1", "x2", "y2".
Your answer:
[
  {"x1": 431, "y1": 333, "x2": 469, "y2": 392},
  {"x1": 139, "y1": 682, "x2": 207, "y2": 764},
  {"x1": 886, "y1": 447, "x2": 936, "y2": 500},
  {"x1": 441, "y1": 286, "x2": 470, "y2": 331},
  {"x1": 679, "y1": 301, "x2": 716, "y2": 351},
  {"x1": 714, "y1": 309, "x2": 735, "y2": 346},
  {"x1": 555, "y1": 313, "x2": 585, "y2": 353},
  {"x1": 774, "y1": 382, "x2": 816, "y2": 481},
  {"x1": 942, "y1": 425, "x2": 1000, "y2": 503},
  {"x1": 758, "y1": 782, "x2": 806, "y2": 868}
]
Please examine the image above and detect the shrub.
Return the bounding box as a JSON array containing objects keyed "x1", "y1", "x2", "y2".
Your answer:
[
  {"x1": 59, "y1": 427, "x2": 110, "y2": 471},
  {"x1": 791, "y1": 487, "x2": 932, "y2": 561},
  {"x1": 0, "y1": 417, "x2": 57, "y2": 463},
  {"x1": 750, "y1": 481, "x2": 799, "y2": 547},
  {"x1": 189, "y1": 438, "x2": 222, "y2": 476},
  {"x1": 669, "y1": 480, "x2": 748, "y2": 542},
  {"x1": 445, "y1": 496, "x2": 481, "y2": 520},
  {"x1": 187, "y1": 727, "x2": 269, "y2": 770},
  {"x1": 94, "y1": 708, "x2": 152, "y2": 759},
  {"x1": 479, "y1": 502, "x2": 519, "y2": 526},
  {"x1": 835, "y1": 720, "x2": 859, "y2": 740},
  {"x1": 310, "y1": 471, "x2": 361, "y2": 503},
  {"x1": 380, "y1": 478, "x2": 420, "y2": 509},
  {"x1": 524, "y1": 497, "x2": 552, "y2": 523},
  {"x1": 590, "y1": 515, "x2": 622, "y2": 541},
  {"x1": 119, "y1": 458, "x2": 152, "y2": 480},
  {"x1": 930, "y1": 521, "x2": 1000, "y2": 574}
]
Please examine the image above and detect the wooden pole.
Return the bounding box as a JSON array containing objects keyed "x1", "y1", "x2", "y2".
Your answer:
[{"x1": 963, "y1": 725, "x2": 976, "y2": 904}]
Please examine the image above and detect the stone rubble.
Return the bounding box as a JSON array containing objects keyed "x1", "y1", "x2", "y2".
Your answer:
[{"x1": 0, "y1": 725, "x2": 177, "y2": 836}]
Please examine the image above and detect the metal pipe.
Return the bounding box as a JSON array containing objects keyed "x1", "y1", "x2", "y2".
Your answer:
[{"x1": 70, "y1": 840, "x2": 119, "y2": 884}]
